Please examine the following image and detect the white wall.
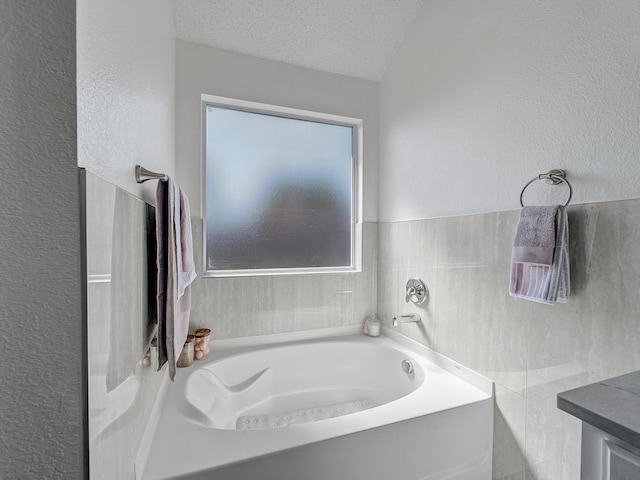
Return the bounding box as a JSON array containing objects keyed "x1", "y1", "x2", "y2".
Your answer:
[
  {"x1": 379, "y1": 0, "x2": 640, "y2": 222},
  {"x1": 0, "y1": 2, "x2": 84, "y2": 477},
  {"x1": 77, "y1": 0, "x2": 176, "y2": 203},
  {"x1": 175, "y1": 40, "x2": 379, "y2": 222},
  {"x1": 77, "y1": 1, "x2": 176, "y2": 478}
]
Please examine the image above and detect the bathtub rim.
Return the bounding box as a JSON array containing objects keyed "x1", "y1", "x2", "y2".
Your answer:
[
  {"x1": 173, "y1": 325, "x2": 492, "y2": 397},
  {"x1": 136, "y1": 325, "x2": 494, "y2": 480}
]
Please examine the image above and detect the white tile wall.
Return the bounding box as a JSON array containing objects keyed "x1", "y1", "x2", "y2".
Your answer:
[
  {"x1": 189, "y1": 219, "x2": 378, "y2": 339},
  {"x1": 377, "y1": 199, "x2": 640, "y2": 479},
  {"x1": 87, "y1": 186, "x2": 640, "y2": 480},
  {"x1": 86, "y1": 173, "x2": 165, "y2": 480}
]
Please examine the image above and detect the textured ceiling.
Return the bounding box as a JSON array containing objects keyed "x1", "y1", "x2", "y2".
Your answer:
[{"x1": 171, "y1": 0, "x2": 424, "y2": 80}]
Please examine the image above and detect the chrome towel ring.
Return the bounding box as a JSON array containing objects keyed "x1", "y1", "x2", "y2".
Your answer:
[{"x1": 520, "y1": 169, "x2": 573, "y2": 207}]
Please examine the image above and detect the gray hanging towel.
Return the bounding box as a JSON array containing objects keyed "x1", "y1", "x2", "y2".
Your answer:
[
  {"x1": 156, "y1": 178, "x2": 196, "y2": 380},
  {"x1": 509, "y1": 205, "x2": 570, "y2": 304}
]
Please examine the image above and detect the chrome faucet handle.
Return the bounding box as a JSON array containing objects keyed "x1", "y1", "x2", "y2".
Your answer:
[
  {"x1": 405, "y1": 287, "x2": 416, "y2": 303},
  {"x1": 405, "y1": 278, "x2": 428, "y2": 304}
]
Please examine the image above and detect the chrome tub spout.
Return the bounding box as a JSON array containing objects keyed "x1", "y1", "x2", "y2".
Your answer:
[{"x1": 392, "y1": 313, "x2": 421, "y2": 327}]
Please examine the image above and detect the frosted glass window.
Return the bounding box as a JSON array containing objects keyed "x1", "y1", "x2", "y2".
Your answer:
[{"x1": 204, "y1": 101, "x2": 358, "y2": 275}]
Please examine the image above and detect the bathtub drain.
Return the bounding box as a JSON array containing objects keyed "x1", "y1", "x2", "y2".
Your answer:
[{"x1": 236, "y1": 399, "x2": 376, "y2": 430}]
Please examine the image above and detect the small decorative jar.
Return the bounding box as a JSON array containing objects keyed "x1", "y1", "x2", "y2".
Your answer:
[
  {"x1": 177, "y1": 334, "x2": 195, "y2": 368},
  {"x1": 365, "y1": 316, "x2": 381, "y2": 337},
  {"x1": 193, "y1": 328, "x2": 211, "y2": 360}
]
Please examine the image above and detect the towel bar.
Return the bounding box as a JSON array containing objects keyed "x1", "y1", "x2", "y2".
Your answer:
[
  {"x1": 135, "y1": 165, "x2": 168, "y2": 183},
  {"x1": 520, "y1": 169, "x2": 572, "y2": 207}
]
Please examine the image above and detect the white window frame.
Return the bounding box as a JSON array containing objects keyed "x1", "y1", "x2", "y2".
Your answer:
[{"x1": 201, "y1": 94, "x2": 363, "y2": 278}]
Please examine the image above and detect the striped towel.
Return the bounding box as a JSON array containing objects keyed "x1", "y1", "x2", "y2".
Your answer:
[{"x1": 509, "y1": 206, "x2": 570, "y2": 304}]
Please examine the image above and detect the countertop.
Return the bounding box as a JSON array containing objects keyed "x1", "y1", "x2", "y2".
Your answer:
[{"x1": 557, "y1": 371, "x2": 640, "y2": 449}]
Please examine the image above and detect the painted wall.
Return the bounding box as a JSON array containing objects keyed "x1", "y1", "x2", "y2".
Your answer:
[
  {"x1": 379, "y1": 0, "x2": 640, "y2": 222},
  {"x1": 176, "y1": 41, "x2": 379, "y2": 340},
  {"x1": 77, "y1": 1, "x2": 176, "y2": 478},
  {"x1": 0, "y1": 1, "x2": 84, "y2": 478},
  {"x1": 77, "y1": 0, "x2": 176, "y2": 205},
  {"x1": 378, "y1": 0, "x2": 640, "y2": 478}
]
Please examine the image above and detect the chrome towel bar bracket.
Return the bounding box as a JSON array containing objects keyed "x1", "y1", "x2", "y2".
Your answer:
[
  {"x1": 520, "y1": 169, "x2": 573, "y2": 207},
  {"x1": 135, "y1": 165, "x2": 168, "y2": 183}
]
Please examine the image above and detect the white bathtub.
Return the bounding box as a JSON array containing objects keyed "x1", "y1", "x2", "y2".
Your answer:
[{"x1": 137, "y1": 326, "x2": 494, "y2": 480}]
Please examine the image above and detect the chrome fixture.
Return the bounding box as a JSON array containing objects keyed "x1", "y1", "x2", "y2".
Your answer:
[
  {"x1": 405, "y1": 278, "x2": 428, "y2": 305},
  {"x1": 519, "y1": 169, "x2": 573, "y2": 207},
  {"x1": 392, "y1": 313, "x2": 421, "y2": 327},
  {"x1": 401, "y1": 359, "x2": 414, "y2": 375},
  {"x1": 135, "y1": 165, "x2": 168, "y2": 183}
]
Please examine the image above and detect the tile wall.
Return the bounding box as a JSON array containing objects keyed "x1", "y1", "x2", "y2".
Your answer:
[
  {"x1": 87, "y1": 171, "x2": 640, "y2": 480},
  {"x1": 189, "y1": 220, "x2": 378, "y2": 339},
  {"x1": 86, "y1": 173, "x2": 165, "y2": 480},
  {"x1": 85, "y1": 172, "x2": 377, "y2": 479},
  {"x1": 378, "y1": 199, "x2": 640, "y2": 479}
]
